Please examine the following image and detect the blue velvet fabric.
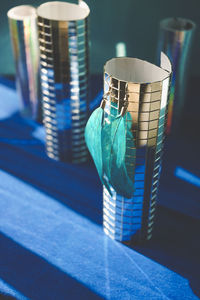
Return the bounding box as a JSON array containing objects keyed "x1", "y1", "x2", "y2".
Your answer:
[{"x1": 0, "y1": 81, "x2": 199, "y2": 300}]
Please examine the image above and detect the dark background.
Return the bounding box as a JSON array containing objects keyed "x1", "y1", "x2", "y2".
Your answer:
[{"x1": 1, "y1": 0, "x2": 200, "y2": 76}]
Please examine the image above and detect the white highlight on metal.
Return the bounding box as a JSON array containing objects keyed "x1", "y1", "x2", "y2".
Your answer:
[
  {"x1": 116, "y1": 42, "x2": 127, "y2": 57},
  {"x1": 175, "y1": 167, "x2": 200, "y2": 188}
]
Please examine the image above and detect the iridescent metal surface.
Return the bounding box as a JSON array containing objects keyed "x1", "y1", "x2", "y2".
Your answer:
[
  {"x1": 157, "y1": 17, "x2": 195, "y2": 134},
  {"x1": 103, "y1": 53, "x2": 172, "y2": 242},
  {"x1": 8, "y1": 5, "x2": 41, "y2": 121},
  {"x1": 37, "y1": 1, "x2": 90, "y2": 163}
]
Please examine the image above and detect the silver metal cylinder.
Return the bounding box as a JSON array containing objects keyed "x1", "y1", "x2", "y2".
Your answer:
[
  {"x1": 157, "y1": 17, "x2": 195, "y2": 134},
  {"x1": 102, "y1": 53, "x2": 172, "y2": 242},
  {"x1": 37, "y1": 1, "x2": 90, "y2": 163},
  {"x1": 7, "y1": 5, "x2": 41, "y2": 121}
]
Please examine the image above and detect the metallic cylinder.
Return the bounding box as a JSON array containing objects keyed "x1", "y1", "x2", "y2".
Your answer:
[
  {"x1": 157, "y1": 17, "x2": 195, "y2": 134},
  {"x1": 7, "y1": 5, "x2": 41, "y2": 121},
  {"x1": 37, "y1": 1, "x2": 90, "y2": 163},
  {"x1": 103, "y1": 53, "x2": 172, "y2": 242}
]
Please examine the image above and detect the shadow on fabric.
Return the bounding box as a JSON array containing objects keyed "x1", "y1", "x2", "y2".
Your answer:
[
  {"x1": 0, "y1": 112, "x2": 103, "y2": 225},
  {"x1": 0, "y1": 232, "x2": 103, "y2": 300},
  {"x1": 0, "y1": 111, "x2": 199, "y2": 298},
  {"x1": 128, "y1": 205, "x2": 200, "y2": 298}
]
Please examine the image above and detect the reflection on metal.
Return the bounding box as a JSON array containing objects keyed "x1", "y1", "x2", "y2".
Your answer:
[
  {"x1": 7, "y1": 5, "x2": 41, "y2": 121},
  {"x1": 175, "y1": 167, "x2": 200, "y2": 188},
  {"x1": 37, "y1": 1, "x2": 90, "y2": 162},
  {"x1": 89, "y1": 90, "x2": 103, "y2": 111},
  {"x1": 103, "y1": 53, "x2": 172, "y2": 242},
  {"x1": 157, "y1": 17, "x2": 195, "y2": 134},
  {"x1": 116, "y1": 42, "x2": 127, "y2": 57}
]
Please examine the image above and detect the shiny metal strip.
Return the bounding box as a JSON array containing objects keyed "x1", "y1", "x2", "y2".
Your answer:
[
  {"x1": 8, "y1": 5, "x2": 41, "y2": 121},
  {"x1": 102, "y1": 55, "x2": 172, "y2": 242},
  {"x1": 37, "y1": 1, "x2": 90, "y2": 162}
]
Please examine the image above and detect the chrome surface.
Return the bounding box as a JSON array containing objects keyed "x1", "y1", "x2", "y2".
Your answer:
[
  {"x1": 157, "y1": 17, "x2": 195, "y2": 134},
  {"x1": 8, "y1": 5, "x2": 41, "y2": 121},
  {"x1": 37, "y1": 1, "x2": 90, "y2": 162},
  {"x1": 103, "y1": 53, "x2": 172, "y2": 242}
]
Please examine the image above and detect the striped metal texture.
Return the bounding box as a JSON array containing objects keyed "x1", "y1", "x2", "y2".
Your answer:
[
  {"x1": 8, "y1": 5, "x2": 41, "y2": 121},
  {"x1": 157, "y1": 17, "x2": 195, "y2": 135},
  {"x1": 37, "y1": 1, "x2": 90, "y2": 162},
  {"x1": 103, "y1": 54, "x2": 172, "y2": 242}
]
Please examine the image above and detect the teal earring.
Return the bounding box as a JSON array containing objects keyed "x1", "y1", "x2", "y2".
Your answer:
[
  {"x1": 84, "y1": 97, "x2": 112, "y2": 193},
  {"x1": 85, "y1": 89, "x2": 136, "y2": 198},
  {"x1": 107, "y1": 111, "x2": 136, "y2": 198},
  {"x1": 101, "y1": 90, "x2": 136, "y2": 198}
]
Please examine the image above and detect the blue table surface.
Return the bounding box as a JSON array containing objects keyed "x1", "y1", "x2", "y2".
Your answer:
[{"x1": 0, "y1": 79, "x2": 200, "y2": 300}]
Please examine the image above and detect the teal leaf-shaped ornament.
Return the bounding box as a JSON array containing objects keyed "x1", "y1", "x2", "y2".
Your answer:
[
  {"x1": 85, "y1": 105, "x2": 136, "y2": 199},
  {"x1": 105, "y1": 112, "x2": 136, "y2": 198},
  {"x1": 84, "y1": 107, "x2": 111, "y2": 193}
]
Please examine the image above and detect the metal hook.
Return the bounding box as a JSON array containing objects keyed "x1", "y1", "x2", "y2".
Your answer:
[
  {"x1": 118, "y1": 83, "x2": 129, "y2": 117},
  {"x1": 101, "y1": 82, "x2": 129, "y2": 117}
]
